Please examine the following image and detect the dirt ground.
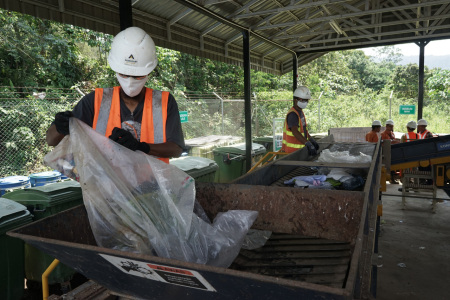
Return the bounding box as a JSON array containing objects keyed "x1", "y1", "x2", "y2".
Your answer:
[{"x1": 376, "y1": 183, "x2": 450, "y2": 300}]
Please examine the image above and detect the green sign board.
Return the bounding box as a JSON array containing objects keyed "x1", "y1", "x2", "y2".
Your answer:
[
  {"x1": 179, "y1": 111, "x2": 188, "y2": 123},
  {"x1": 399, "y1": 105, "x2": 416, "y2": 115}
]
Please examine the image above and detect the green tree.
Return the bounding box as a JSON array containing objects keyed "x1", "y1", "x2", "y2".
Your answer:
[
  {"x1": 427, "y1": 68, "x2": 450, "y2": 101},
  {"x1": 388, "y1": 63, "x2": 430, "y2": 99}
]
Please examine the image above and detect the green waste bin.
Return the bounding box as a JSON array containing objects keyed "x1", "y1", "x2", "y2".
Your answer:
[
  {"x1": 253, "y1": 136, "x2": 275, "y2": 164},
  {"x1": 185, "y1": 135, "x2": 244, "y2": 159},
  {"x1": 170, "y1": 156, "x2": 219, "y2": 182},
  {"x1": 0, "y1": 198, "x2": 33, "y2": 300},
  {"x1": 2, "y1": 180, "x2": 83, "y2": 285},
  {"x1": 253, "y1": 136, "x2": 274, "y2": 152},
  {"x1": 213, "y1": 143, "x2": 266, "y2": 183}
]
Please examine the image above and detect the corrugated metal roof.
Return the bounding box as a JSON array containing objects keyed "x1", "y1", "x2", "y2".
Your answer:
[{"x1": 1, "y1": 0, "x2": 449, "y2": 75}]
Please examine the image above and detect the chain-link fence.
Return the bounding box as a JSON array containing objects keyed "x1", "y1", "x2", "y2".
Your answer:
[{"x1": 0, "y1": 86, "x2": 292, "y2": 178}]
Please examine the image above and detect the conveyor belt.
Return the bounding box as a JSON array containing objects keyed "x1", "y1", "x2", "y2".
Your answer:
[{"x1": 230, "y1": 233, "x2": 351, "y2": 288}]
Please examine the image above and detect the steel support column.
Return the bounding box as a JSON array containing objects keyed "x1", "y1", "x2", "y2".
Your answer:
[
  {"x1": 119, "y1": 0, "x2": 133, "y2": 30},
  {"x1": 243, "y1": 30, "x2": 252, "y2": 172},
  {"x1": 417, "y1": 40, "x2": 428, "y2": 120},
  {"x1": 293, "y1": 54, "x2": 298, "y2": 92}
]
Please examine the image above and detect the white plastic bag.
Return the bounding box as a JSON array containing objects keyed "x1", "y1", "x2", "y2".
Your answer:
[
  {"x1": 318, "y1": 149, "x2": 372, "y2": 164},
  {"x1": 44, "y1": 118, "x2": 257, "y2": 267}
]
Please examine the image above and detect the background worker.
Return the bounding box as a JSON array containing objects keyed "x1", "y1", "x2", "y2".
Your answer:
[
  {"x1": 380, "y1": 119, "x2": 399, "y2": 144},
  {"x1": 381, "y1": 119, "x2": 399, "y2": 184},
  {"x1": 281, "y1": 86, "x2": 319, "y2": 156},
  {"x1": 46, "y1": 27, "x2": 185, "y2": 163},
  {"x1": 416, "y1": 119, "x2": 433, "y2": 184},
  {"x1": 365, "y1": 120, "x2": 381, "y2": 142},
  {"x1": 400, "y1": 121, "x2": 418, "y2": 143},
  {"x1": 417, "y1": 119, "x2": 433, "y2": 139},
  {"x1": 399, "y1": 121, "x2": 418, "y2": 190}
]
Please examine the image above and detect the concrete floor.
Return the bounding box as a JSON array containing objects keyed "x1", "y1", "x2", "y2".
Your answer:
[{"x1": 376, "y1": 183, "x2": 450, "y2": 300}]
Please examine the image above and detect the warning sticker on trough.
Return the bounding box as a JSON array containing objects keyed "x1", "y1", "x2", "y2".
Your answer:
[{"x1": 100, "y1": 254, "x2": 216, "y2": 292}]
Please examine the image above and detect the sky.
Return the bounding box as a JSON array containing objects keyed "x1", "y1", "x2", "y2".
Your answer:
[{"x1": 361, "y1": 39, "x2": 450, "y2": 57}]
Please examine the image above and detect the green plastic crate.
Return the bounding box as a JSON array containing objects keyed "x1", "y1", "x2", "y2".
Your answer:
[
  {"x1": 213, "y1": 143, "x2": 266, "y2": 183},
  {"x1": 170, "y1": 156, "x2": 219, "y2": 182},
  {"x1": 2, "y1": 180, "x2": 83, "y2": 284},
  {"x1": 0, "y1": 198, "x2": 33, "y2": 300}
]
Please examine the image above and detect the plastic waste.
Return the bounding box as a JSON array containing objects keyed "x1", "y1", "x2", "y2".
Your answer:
[
  {"x1": 318, "y1": 149, "x2": 372, "y2": 164},
  {"x1": 241, "y1": 229, "x2": 272, "y2": 250},
  {"x1": 44, "y1": 118, "x2": 258, "y2": 268},
  {"x1": 340, "y1": 175, "x2": 365, "y2": 190}
]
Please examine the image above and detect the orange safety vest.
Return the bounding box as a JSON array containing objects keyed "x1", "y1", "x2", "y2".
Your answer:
[
  {"x1": 405, "y1": 131, "x2": 418, "y2": 142},
  {"x1": 92, "y1": 86, "x2": 170, "y2": 163},
  {"x1": 281, "y1": 107, "x2": 307, "y2": 153},
  {"x1": 417, "y1": 130, "x2": 430, "y2": 140}
]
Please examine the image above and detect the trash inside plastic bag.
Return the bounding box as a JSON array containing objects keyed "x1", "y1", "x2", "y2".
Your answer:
[
  {"x1": 241, "y1": 229, "x2": 272, "y2": 250},
  {"x1": 340, "y1": 175, "x2": 365, "y2": 190},
  {"x1": 44, "y1": 118, "x2": 258, "y2": 268},
  {"x1": 284, "y1": 175, "x2": 327, "y2": 186},
  {"x1": 318, "y1": 149, "x2": 372, "y2": 164}
]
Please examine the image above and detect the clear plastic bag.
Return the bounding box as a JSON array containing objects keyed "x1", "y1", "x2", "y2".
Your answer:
[
  {"x1": 317, "y1": 149, "x2": 372, "y2": 164},
  {"x1": 44, "y1": 119, "x2": 258, "y2": 267}
]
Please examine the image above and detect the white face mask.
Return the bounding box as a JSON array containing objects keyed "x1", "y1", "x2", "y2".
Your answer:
[
  {"x1": 116, "y1": 74, "x2": 148, "y2": 97},
  {"x1": 297, "y1": 100, "x2": 308, "y2": 109}
]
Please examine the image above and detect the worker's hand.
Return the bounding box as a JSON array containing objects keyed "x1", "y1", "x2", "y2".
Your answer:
[
  {"x1": 54, "y1": 111, "x2": 73, "y2": 135},
  {"x1": 305, "y1": 141, "x2": 317, "y2": 156},
  {"x1": 309, "y1": 137, "x2": 319, "y2": 150},
  {"x1": 109, "y1": 127, "x2": 150, "y2": 153}
]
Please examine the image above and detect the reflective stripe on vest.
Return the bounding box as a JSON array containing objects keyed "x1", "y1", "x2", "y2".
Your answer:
[
  {"x1": 417, "y1": 130, "x2": 429, "y2": 140},
  {"x1": 93, "y1": 87, "x2": 169, "y2": 163},
  {"x1": 281, "y1": 107, "x2": 307, "y2": 153},
  {"x1": 406, "y1": 131, "x2": 417, "y2": 142}
]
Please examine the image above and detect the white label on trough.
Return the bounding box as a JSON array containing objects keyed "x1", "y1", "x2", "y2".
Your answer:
[{"x1": 100, "y1": 254, "x2": 216, "y2": 292}]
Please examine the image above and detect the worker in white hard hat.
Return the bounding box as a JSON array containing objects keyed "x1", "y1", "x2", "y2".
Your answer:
[
  {"x1": 46, "y1": 27, "x2": 185, "y2": 163},
  {"x1": 400, "y1": 121, "x2": 418, "y2": 143},
  {"x1": 417, "y1": 119, "x2": 433, "y2": 139},
  {"x1": 365, "y1": 120, "x2": 382, "y2": 143},
  {"x1": 380, "y1": 119, "x2": 399, "y2": 144},
  {"x1": 281, "y1": 86, "x2": 319, "y2": 156},
  {"x1": 381, "y1": 119, "x2": 400, "y2": 183}
]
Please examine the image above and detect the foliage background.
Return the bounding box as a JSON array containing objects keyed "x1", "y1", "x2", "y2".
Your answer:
[{"x1": 0, "y1": 9, "x2": 449, "y2": 177}]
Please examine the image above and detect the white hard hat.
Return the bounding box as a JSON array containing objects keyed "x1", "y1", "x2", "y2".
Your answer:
[
  {"x1": 372, "y1": 120, "x2": 381, "y2": 126},
  {"x1": 293, "y1": 86, "x2": 311, "y2": 100},
  {"x1": 417, "y1": 119, "x2": 428, "y2": 126},
  {"x1": 385, "y1": 119, "x2": 394, "y2": 125},
  {"x1": 108, "y1": 27, "x2": 157, "y2": 76},
  {"x1": 407, "y1": 120, "x2": 417, "y2": 129}
]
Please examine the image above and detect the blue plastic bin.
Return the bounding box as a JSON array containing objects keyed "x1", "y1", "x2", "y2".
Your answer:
[
  {"x1": 0, "y1": 176, "x2": 31, "y2": 196},
  {"x1": 29, "y1": 171, "x2": 61, "y2": 187}
]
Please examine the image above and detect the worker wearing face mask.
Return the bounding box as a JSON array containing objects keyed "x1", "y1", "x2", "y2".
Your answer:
[
  {"x1": 281, "y1": 86, "x2": 319, "y2": 156},
  {"x1": 46, "y1": 27, "x2": 185, "y2": 163}
]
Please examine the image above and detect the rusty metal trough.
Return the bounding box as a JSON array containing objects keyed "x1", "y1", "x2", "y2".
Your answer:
[{"x1": 8, "y1": 136, "x2": 381, "y2": 299}]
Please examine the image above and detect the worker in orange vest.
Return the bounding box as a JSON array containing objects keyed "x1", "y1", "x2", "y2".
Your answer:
[
  {"x1": 417, "y1": 119, "x2": 433, "y2": 139},
  {"x1": 281, "y1": 86, "x2": 319, "y2": 156},
  {"x1": 400, "y1": 121, "x2": 418, "y2": 143},
  {"x1": 365, "y1": 120, "x2": 381, "y2": 142},
  {"x1": 46, "y1": 27, "x2": 185, "y2": 163},
  {"x1": 380, "y1": 119, "x2": 399, "y2": 144},
  {"x1": 380, "y1": 119, "x2": 400, "y2": 184}
]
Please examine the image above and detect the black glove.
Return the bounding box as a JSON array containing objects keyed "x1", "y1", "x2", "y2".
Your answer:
[
  {"x1": 305, "y1": 141, "x2": 317, "y2": 156},
  {"x1": 109, "y1": 127, "x2": 150, "y2": 153},
  {"x1": 54, "y1": 111, "x2": 73, "y2": 135},
  {"x1": 309, "y1": 137, "x2": 319, "y2": 150}
]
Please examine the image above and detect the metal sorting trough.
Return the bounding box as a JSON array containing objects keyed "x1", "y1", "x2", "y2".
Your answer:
[{"x1": 8, "y1": 136, "x2": 381, "y2": 300}]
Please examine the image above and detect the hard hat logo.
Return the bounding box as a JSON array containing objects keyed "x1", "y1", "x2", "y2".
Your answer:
[{"x1": 125, "y1": 54, "x2": 137, "y2": 65}]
